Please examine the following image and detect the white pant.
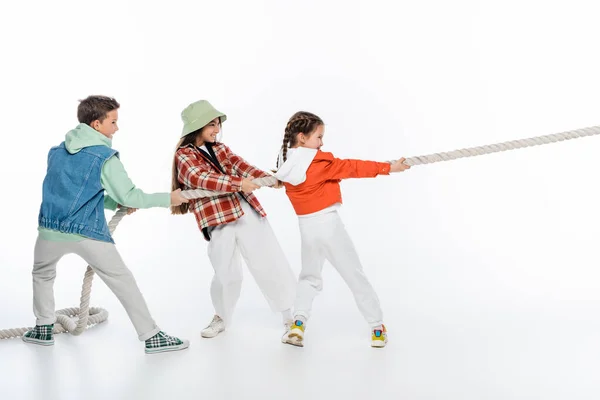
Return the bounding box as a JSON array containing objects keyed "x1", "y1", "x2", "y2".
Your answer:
[
  {"x1": 207, "y1": 199, "x2": 296, "y2": 326},
  {"x1": 32, "y1": 237, "x2": 161, "y2": 341},
  {"x1": 295, "y1": 210, "x2": 384, "y2": 327}
]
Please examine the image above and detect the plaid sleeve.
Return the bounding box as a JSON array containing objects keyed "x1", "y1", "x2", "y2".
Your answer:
[
  {"x1": 176, "y1": 149, "x2": 243, "y2": 192},
  {"x1": 318, "y1": 151, "x2": 391, "y2": 181},
  {"x1": 224, "y1": 145, "x2": 270, "y2": 179}
]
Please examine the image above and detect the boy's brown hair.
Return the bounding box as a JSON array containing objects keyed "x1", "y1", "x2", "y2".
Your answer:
[{"x1": 77, "y1": 95, "x2": 120, "y2": 125}]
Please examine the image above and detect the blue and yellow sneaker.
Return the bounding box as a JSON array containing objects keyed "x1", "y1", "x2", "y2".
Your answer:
[
  {"x1": 22, "y1": 324, "x2": 55, "y2": 346},
  {"x1": 284, "y1": 319, "x2": 305, "y2": 347},
  {"x1": 371, "y1": 325, "x2": 388, "y2": 348}
]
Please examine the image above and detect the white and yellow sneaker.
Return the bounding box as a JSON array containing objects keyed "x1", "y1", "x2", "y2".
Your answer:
[
  {"x1": 371, "y1": 325, "x2": 388, "y2": 348},
  {"x1": 284, "y1": 319, "x2": 305, "y2": 347}
]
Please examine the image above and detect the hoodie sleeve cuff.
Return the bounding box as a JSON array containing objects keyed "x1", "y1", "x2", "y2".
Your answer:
[
  {"x1": 231, "y1": 176, "x2": 244, "y2": 192},
  {"x1": 380, "y1": 162, "x2": 391, "y2": 175}
]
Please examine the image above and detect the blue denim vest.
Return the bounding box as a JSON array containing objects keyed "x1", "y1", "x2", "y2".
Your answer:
[{"x1": 38, "y1": 142, "x2": 119, "y2": 243}]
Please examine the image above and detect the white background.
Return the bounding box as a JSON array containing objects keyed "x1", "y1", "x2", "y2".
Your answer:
[{"x1": 2, "y1": 0, "x2": 600, "y2": 399}]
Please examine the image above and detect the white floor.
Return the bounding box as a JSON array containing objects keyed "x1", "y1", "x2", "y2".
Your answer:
[{"x1": 2, "y1": 286, "x2": 600, "y2": 400}]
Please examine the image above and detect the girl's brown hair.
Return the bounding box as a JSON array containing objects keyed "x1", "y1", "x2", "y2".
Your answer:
[
  {"x1": 170, "y1": 129, "x2": 201, "y2": 215},
  {"x1": 277, "y1": 111, "x2": 324, "y2": 168}
]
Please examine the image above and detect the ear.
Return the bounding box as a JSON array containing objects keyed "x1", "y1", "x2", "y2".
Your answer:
[
  {"x1": 91, "y1": 120, "x2": 100, "y2": 130},
  {"x1": 297, "y1": 132, "x2": 306, "y2": 144}
]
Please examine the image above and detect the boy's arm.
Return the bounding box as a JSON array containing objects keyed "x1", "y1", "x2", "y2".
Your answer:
[
  {"x1": 225, "y1": 145, "x2": 270, "y2": 179},
  {"x1": 319, "y1": 152, "x2": 391, "y2": 181},
  {"x1": 101, "y1": 157, "x2": 171, "y2": 209},
  {"x1": 103, "y1": 194, "x2": 119, "y2": 210},
  {"x1": 177, "y1": 150, "x2": 244, "y2": 192}
]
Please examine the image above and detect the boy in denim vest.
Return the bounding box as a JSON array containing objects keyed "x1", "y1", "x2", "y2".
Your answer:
[{"x1": 23, "y1": 95, "x2": 190, "y2": 354}]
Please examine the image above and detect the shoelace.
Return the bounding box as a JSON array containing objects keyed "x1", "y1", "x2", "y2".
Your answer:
[
  {"x1": 158, "y1": 332, "x2": 180, "y2": 344},
  {"x1": 208, "y1": 316, "x2": 222, "y2": 328}
]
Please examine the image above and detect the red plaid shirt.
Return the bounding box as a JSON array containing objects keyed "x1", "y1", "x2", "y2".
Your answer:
[{"x1": 175, "y1": 143, "x2": 269, "y2": 236}]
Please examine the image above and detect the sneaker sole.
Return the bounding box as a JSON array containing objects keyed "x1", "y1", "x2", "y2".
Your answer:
[
  {"x1": 22, "y1": 336, "x2": 54, "y2": 346},
  {"x1": 281, "y1": 332, "x2": 292, "y2": 343},
  {"x1": 145, "y1": 341, "x2": 190, "y2": 354},
  {"x1": 200, "y1": 329, "x2": 224, "y2": 338},
  {"x1": 285, "y1": 333, "x2": 304, "y2": 347},
  {"x1": 371, "y1": 340, "x2": 388, "y2": 348}
]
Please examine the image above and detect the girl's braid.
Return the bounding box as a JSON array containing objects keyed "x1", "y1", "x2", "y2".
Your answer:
[{"x1": 277, "y1": 112, "x2": 324, "y2": 168}]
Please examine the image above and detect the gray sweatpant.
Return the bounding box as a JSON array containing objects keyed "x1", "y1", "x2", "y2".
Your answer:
[{"x1": 32, "y1": 236, "x2": 161, "y2": 341}]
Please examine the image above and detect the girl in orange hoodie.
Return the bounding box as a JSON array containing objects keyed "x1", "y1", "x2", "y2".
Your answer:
[{"x1": 274, "y1": 111, "x2": 410, "y2": 348}]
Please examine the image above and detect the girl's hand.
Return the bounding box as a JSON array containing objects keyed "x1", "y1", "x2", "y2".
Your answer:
[
  {"x1": 241, "y1": 178, "x2": 260, "y2": 194},
  {"x1": 390, "y1": 158, "x2": 410, "y2": 173},
  {"x1": 269, "y1": 169, "x2": 283, "y2": 189}
]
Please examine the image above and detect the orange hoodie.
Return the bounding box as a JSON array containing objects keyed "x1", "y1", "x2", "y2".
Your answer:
[{"x1": 275, "y1": 148, "x2": 391, "y2": 216}]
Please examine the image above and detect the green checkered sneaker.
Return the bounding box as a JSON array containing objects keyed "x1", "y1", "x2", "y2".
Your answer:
[
  {"x1": 145, "y1": 331, "x2": 189, "y2": 354},
  {"x1": 22, "y1": 324, "x2": 55, "y2": 346}
]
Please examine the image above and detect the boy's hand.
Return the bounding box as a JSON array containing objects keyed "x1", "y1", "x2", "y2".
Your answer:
[
  {"x1": 241, "y1": 178, "x2": 260, "y2": 194},
  {"x1": 117, "y1": 204, "x2": 138, "y2": 215},
  {"x1": 390, "y1": 158, "x2": 411, "y2": 173},
  {"x1": 171, "y1": 189, "x2": 190, "y2": 206}
]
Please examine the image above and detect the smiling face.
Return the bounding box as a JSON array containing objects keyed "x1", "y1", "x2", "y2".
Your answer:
[
  {"x1": 92, "y1": 109, "x2": 119, "y2": 139},
  {"x1": 296, "y1": 124, "x2": 324, "y2": 150},
  {"x1": 277, "y1": 111, "x2": 325, "y2": 168},
  {"x1": 194, "y1": 118, "x2": 221, "y2": 146}
]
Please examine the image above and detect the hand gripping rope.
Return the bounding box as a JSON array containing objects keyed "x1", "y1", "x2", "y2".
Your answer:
[{"x1": 1, "y1": 125, "x2": 598, "y2": 340}]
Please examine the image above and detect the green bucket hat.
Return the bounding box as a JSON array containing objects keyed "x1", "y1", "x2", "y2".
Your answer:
[{"x1": 180, "y1": 100, "x2": 227, "y2": 138}]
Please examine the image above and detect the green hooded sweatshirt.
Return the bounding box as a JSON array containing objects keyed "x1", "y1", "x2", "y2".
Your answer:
[{"x1": 39, "y1": 123, "x2": 171, "y2": 241}]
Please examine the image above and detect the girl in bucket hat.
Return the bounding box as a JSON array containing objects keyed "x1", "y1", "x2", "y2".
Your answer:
[{"x1": 171, "y1": 100, "x2": 296, "y2": 338}]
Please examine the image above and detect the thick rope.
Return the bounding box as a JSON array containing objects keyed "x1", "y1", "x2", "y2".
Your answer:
[
  {"x1": 0, "y1": 208, "x2": 128, "y2": 340},
  {"x1": 181, "y1": 176, "x2": 279, "y2": 200},
  {"x1": 398, "y1": 125, "x2": 600, "y2": 166}
]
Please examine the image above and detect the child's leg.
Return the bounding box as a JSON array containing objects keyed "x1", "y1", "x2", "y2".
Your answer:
[
  {"x1": 207, "y1": 223, "x2": 244, "y2": 327},
  {"x1": 235, "y1": 200, "x2": 296, "y2": 315},
  {"x1": 32, "y1": 237, "x2": 67, "y2": 326},
  {"x1": 323, "y1": 213, "x2": 384, "y2": 327},
  {"x1": 74, "y1": 240, "x2": 161, "y2": 341},
  {"x1": 293, "y1": 224, "x2": 326, "y2": 322},
  {"x1": 280, "y1": 217, "x2": 327, "y2": 347}
]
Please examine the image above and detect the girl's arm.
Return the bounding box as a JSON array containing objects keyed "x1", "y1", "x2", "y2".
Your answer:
[
  {"x1": 225, "y1": 145, "x2": 270, "y2": 179},
  {"x1": 317, "y1": 151, "x2": 391, "y2": 181},
  {"x1": 177, "y1": 149, "x2": 244, "y2": 192}
]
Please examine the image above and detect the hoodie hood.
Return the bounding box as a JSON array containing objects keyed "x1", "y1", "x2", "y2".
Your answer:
[
  {"x1": 65, "y1": 123, "x2": 112, "y2": 154},
  {"x1": 274, "y1": 147, "x2": 318, "y2": 186}
]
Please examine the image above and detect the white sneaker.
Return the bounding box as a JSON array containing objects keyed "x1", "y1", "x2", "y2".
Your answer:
[{"x1": 201, "y1": 315, "x2": 225, "y2": 338}]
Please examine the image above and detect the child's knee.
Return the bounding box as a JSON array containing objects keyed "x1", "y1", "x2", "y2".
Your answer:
[{"x1": 215, "y1": 269, "x2": 243, "y2": 286}]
